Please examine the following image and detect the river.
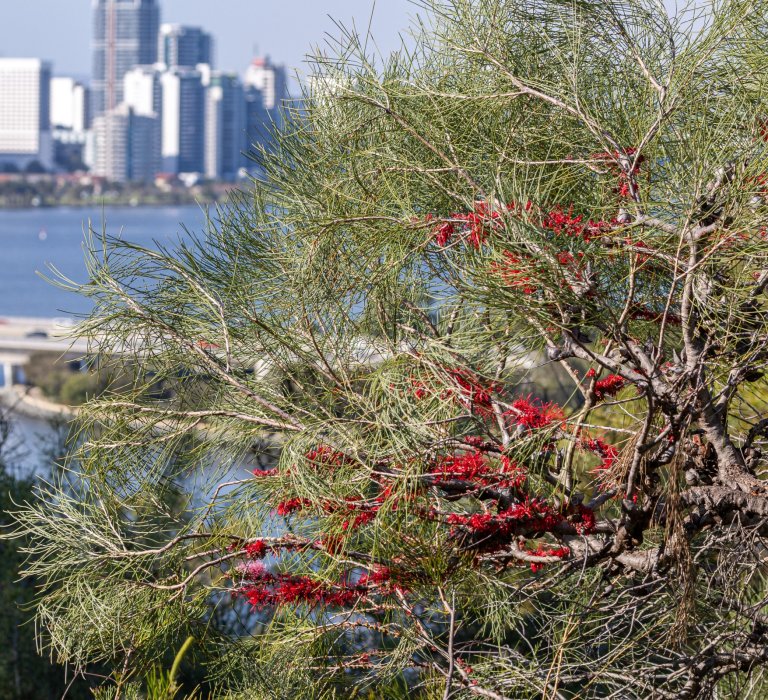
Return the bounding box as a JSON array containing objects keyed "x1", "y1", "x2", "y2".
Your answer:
[{"x1": 0, "y1": 204, "x2": 210, "y2": 318}]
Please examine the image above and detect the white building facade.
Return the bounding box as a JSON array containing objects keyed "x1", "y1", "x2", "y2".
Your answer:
[
  {"x1": 50, "y1": 77, "x2": 90, "y2": 132},
  {"x1": 0, "y1": 58, "x2": 53, "y2": 171}
]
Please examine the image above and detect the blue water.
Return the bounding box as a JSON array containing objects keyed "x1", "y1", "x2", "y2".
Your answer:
[{"x1": 0, "y1": 205, "x2": 210, "y2": 318}]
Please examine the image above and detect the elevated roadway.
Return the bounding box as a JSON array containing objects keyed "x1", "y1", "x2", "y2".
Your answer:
[{"x1": 0, "y1": 316, "x2": 89, "y2": 388}]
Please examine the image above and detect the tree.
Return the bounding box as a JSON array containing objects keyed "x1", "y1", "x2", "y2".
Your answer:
[
  {"x1": 0, "y1": 409, "x2": 94, "y2": 699},
  {"x1": 11, "y1": 0, "x2": 768, "y2": 697}
]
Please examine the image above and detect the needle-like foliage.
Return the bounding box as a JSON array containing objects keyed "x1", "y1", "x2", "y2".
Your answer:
[{"x1": 10, "y1": 1, "x2": 768, "y2": 697}]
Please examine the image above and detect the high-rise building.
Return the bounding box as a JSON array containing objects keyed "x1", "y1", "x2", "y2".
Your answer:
[
  {"x1": 159, "y1": 24, "x2": 213, "y2": 69},
  {"x1": 205, "y1": 73, "x2": 244, "y2": 181},
  {"x1": 244, "y1": 56, "x2": 288, "y2": 112},
  {"x1": 123, "y1": 65, "x2": 162, "y2": 176},
  {"x1": 242, "y1": 85, "x2": 268, "y2": 168},
  {"x1": 92, "y1": 0, "x2": 160, "y2": 119},
  {"x1": 50, "y1": 77, "x2": 90, "y2": 132},
  {"x1": 161, "y1": 67, "x2": 205, "y2": 174},
  {"x1": 0, "y1": 58, "x2": 53, "y2": 171},
  {"x1": 92, "y1": 104, "x2": 159, "y2": 182}
]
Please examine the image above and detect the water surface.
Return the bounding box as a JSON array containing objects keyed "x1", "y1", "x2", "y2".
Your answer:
[{"x1": 0, "y1": 205, "x2": 208, "y2": 318}]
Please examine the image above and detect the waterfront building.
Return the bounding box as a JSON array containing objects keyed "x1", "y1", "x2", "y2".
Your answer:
[
  {"x1": 160, "y1": 67, "x2": 206, "y2": 174},
  {"x1": 92, "y1": 0, "x2": 160, "y2": 119},
  {"x1": 92, "y1": 104, "x2": 159, "y2": 182},
  {"x1": 205, "y1": 73, "x2": 245, "y2": 181},
  {"x1": 159, "y1": 24, "x2": 214, "y2": 69},
  {"x1": 243, "y1": 56, "x2": 288, "y2": 112},
  {"x1": 0, "y1": 58, "x2": 53, "y2": 171}
]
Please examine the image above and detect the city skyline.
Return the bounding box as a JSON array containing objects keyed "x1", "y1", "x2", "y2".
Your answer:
[{"x1": 0, "y1": 0, "x2": 416, "y2": 88}]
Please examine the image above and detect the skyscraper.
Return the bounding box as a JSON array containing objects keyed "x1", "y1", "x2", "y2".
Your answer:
[
  {"x1": 161, "y1": 68, "x2": 205, "y2": 173},
  {"x1": 159, "y1": 24, "x2": 213, "y2": 69},
  {"x1": 92, "y1": 0, "x2": 160, "y2": 119},
  {"x1": 0, "y1": 59, "x2": 53, "y2": 171},
  {"x1": 242, "y1": 85, "x2": 269, "y2": 169},
  {"x1": 205, "y1": 73, "x2": 244, "y2": 181}
]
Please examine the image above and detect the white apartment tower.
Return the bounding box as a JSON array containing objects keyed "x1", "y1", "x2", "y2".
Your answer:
[
  {"x1": 243, "y1": 56, "x2": 287, "y2": 111},
  {"x1": 123, "y1": 65, "x2": 163, "y2": 117},
  {"x1": 0, "y1": 59, "x2": 53, "y2": 171},
  {"x1": 50, "y1": 77, "x2": 90, "y2": 132}
]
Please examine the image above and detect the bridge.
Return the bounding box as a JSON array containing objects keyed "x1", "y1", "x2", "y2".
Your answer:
[{"x1": 0, "y1": 317, "x2": 90, "y2": 389}]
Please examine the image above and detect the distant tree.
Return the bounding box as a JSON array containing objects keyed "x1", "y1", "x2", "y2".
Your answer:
[{"x1": 12, "y1": 0, "x2": 768, "y2": 698}]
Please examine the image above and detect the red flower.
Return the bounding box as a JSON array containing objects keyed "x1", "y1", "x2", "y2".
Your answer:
[
  {"x1": 244, "y1": 540, "x2": 268, "y2": 559},
  {"x1": 592, "y1": 374, "x2": 627, "y2": 401},
  {"x1": 583, "y1": 437, "x2": 619, "y2": 471},
  {"x1": 509, "y1": 396, "x2": 564, "y2": 430},
  {"x1": 276, "y1": 498, "x2": 311, "y2": 516},
  {"x1": 435, "y1": 221, "x2": 454, "y2": 247},
  {"x1": 491, "y1": 252, "x2": 537, "y2": 294},
  {"x1": 528, "y1": 544, "x2": 570, "y2": 572}
]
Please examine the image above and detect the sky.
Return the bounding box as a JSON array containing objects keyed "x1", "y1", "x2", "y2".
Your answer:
[{"x1": 0, "y1": 0, "x2": 417, "y2": 84}]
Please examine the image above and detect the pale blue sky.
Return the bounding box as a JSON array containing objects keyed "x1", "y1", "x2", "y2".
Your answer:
[{"x1": 0, "y1": 1, "x2": 417, "y2": 83}]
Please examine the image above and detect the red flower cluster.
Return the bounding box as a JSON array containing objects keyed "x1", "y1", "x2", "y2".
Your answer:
[
  {"x1": 431, "y1": 201, "x2": 505, "y2": 248},
  {"x1": 585, "y1": 369, "x2": 627, "y2": 401},
  {"x1": 429, "y1": 450, "x2": 526, "y2": 489},
  {"x1": 449, "y1": 368, "x2": 499, "y2": 415},
  {"x1": 252, "y1": 467, "x2": 278, "y2": 478},
  {"x1": 569, "y1": 504, "x2": 596, "y2": 535},
  {"x1": 509, "y1": 396, "x2": 564, "y2": 430},
  {"x1": 239, "y1": 565, "x2": 397, "y2": 610},
  {"x1": 304, "y1": 444, "x2": 354, "y2": 470},
  {"x1": 589, "y1": 147, "x2": 646, "y2": 200},
  {"x1": 540, "y1": 206, "x2": 614, "y2": 241},
  {"x1": 241, "y1": 571, "x2": 367, "y2": 609},
  {"x1": 491, "y1": 252, "x2": 537, "y2": 294},
  {"x1": 583, "y1": 437, "x2": 619, "y2": 471},
  {"x1": 527, "y1": 544, "x2": 571, "y2": 572},
  {"x1": 447, "y1": 498, "x2": 562, "y2": 537},
  {"x1": 410, "y1": 368, "x2": 500, "y2": 416},
  {"x1": 244, "y1": 540, "x2": 268, "y2": 559},
  {"x1": 341, "y1": 508, "x2": 378, "y2": 531},
  {"x1": 357, "y1": 566, "x2": 393, "y2": 587},
  {"x1": 276, "y1": 498, "x2": 311, "y2": 516}
]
